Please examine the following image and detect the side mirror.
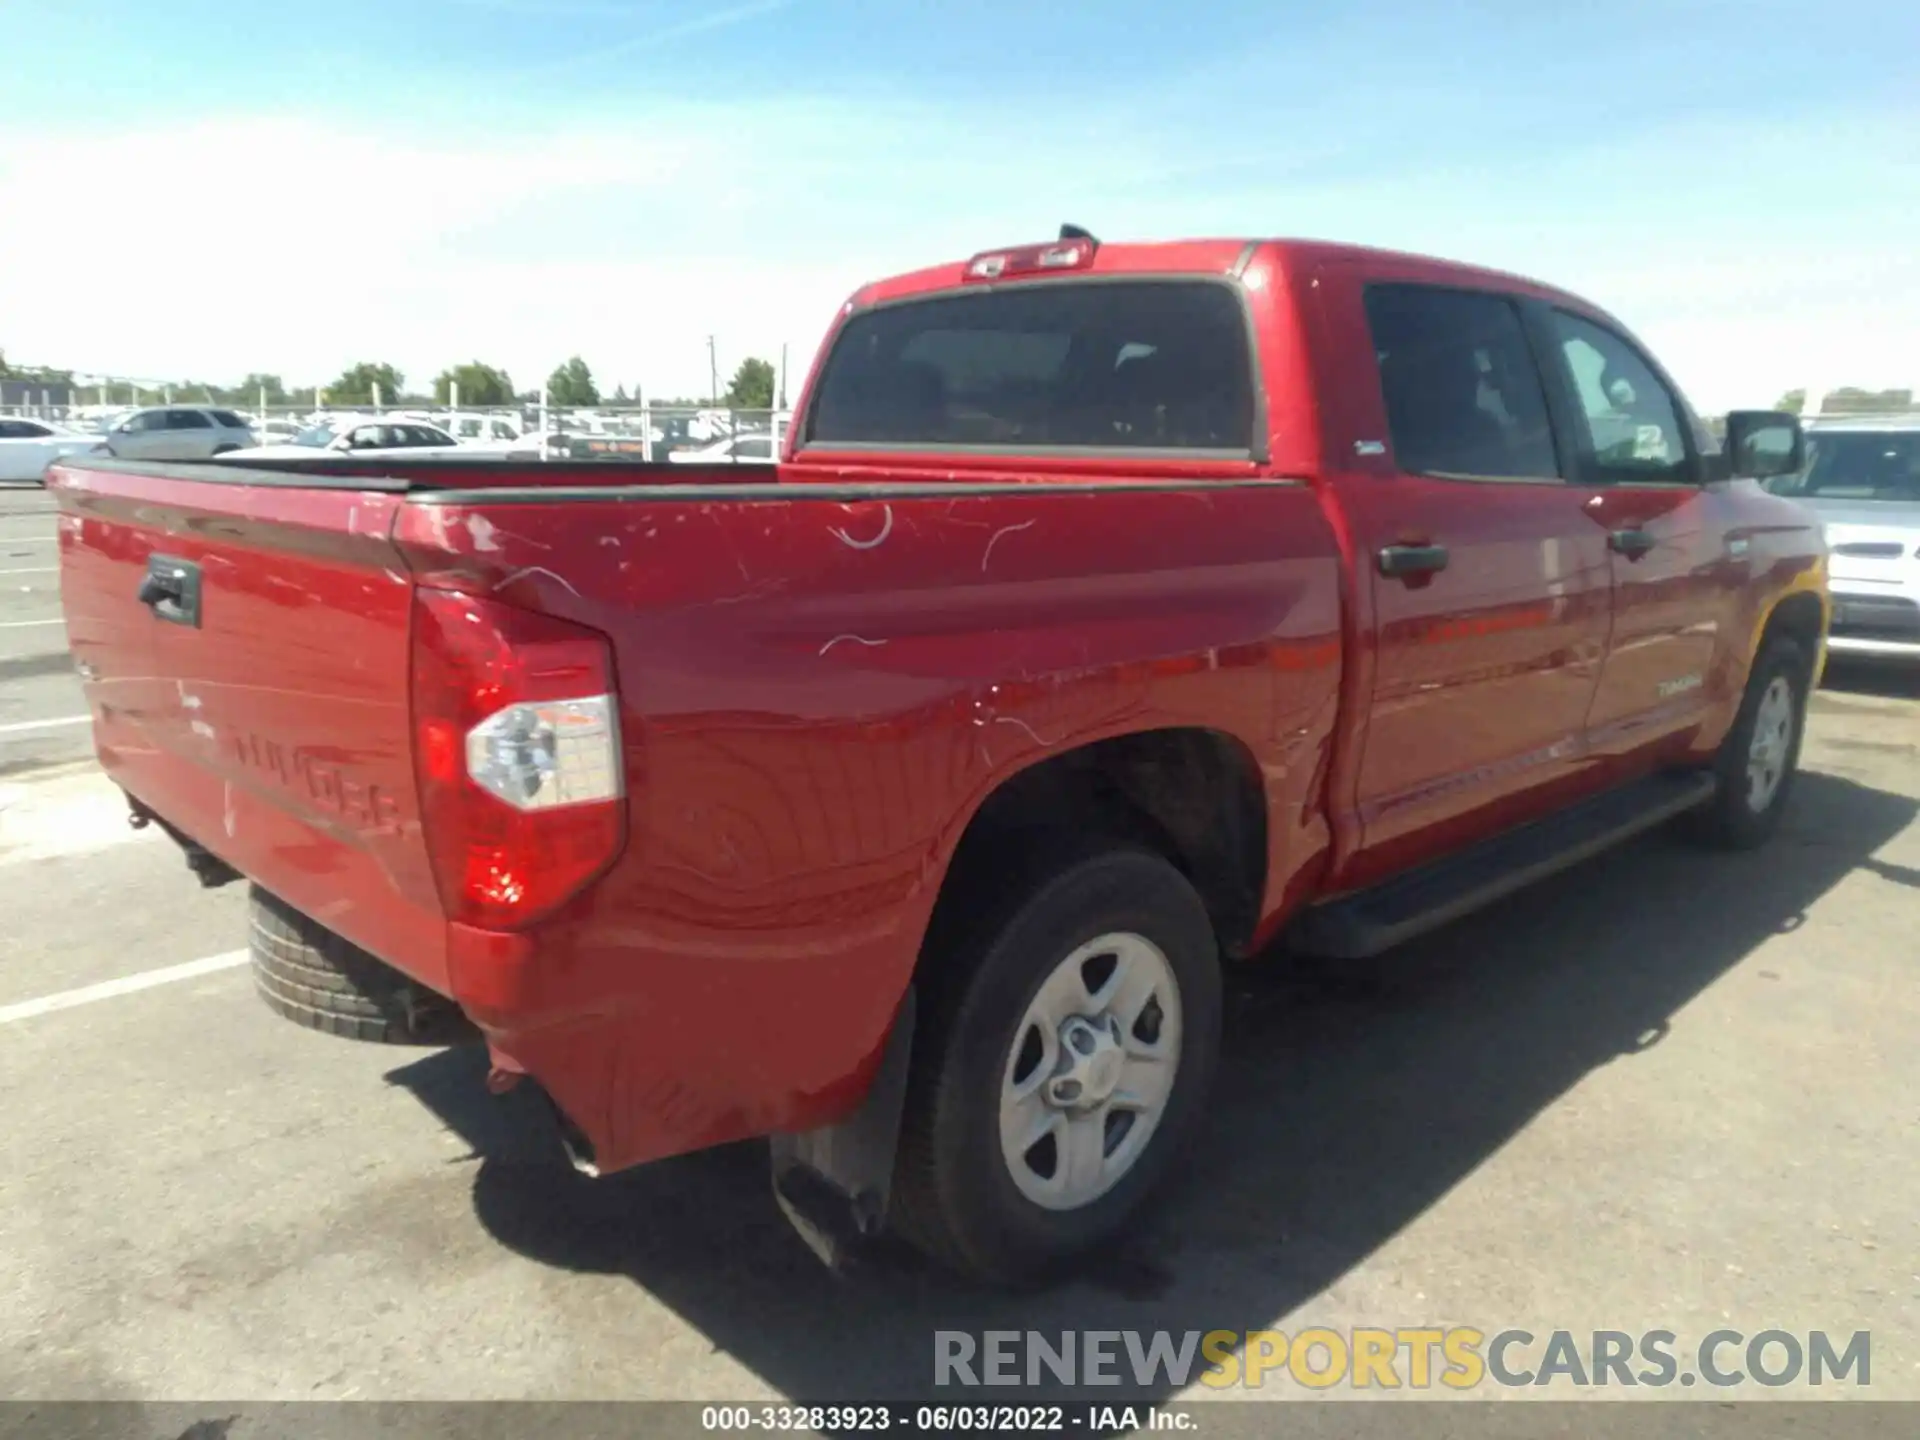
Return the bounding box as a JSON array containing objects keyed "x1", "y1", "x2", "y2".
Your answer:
[{"x1": 1725, "y1": 410, "x2": 1804, "y2": 480}]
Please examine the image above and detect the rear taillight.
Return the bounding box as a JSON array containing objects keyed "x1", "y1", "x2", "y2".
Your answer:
[{"x1": 411, "y1": 589, "x2": 626, "y2": 930}]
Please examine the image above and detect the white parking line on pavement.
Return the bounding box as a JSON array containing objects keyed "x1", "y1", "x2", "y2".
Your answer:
[
  {"x1": 0, "y1": 767, "x2": 158, "y2": 862},
  {"x1": 0, "y1": 715, "x2": 90, "y2": 735},
  {"x1": 0, "y1": 951, "x2": 250, "y2": 1026},
  {"x1": 0, "y1": 567, "x2": 57, "y2": 576},
  {"x1": 0, "y1": 618, "x2": 64, "y2": 629}
]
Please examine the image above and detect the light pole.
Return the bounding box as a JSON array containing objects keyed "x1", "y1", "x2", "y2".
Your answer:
[{"x1": 707, "y1": 335, "x2": 719, "y2": 410}]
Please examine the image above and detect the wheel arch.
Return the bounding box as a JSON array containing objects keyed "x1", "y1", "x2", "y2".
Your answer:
[
  {"x1": 1759, "y1": 587, "x2": 1827, "y2": 683},
  {"x1": 918, "y1": 725, "x2": 1270, "y2": 977}
]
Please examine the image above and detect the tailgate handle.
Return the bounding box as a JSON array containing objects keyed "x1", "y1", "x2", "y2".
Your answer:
[{"x1": 139, "y1": 554, "x2": 202, "y2": 628}]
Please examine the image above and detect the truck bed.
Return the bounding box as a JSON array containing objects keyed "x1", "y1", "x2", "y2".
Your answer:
[{"x1": 51, "y1": 453, "x2": 1343, "y2": 1172}]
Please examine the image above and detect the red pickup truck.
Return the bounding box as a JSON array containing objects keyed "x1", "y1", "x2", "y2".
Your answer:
[{"x1": 51, "y1": 231, "x2": 1825, "y2": 1285}]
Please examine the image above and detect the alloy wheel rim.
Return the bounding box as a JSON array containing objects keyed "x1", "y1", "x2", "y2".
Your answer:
[{"x1": 1745, "y1": 675, "x2": 1795, "y2": 813}]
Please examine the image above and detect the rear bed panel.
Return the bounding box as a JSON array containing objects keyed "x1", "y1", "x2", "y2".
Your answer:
[
  {"x1": 55, "y1": 459, "x2": 1344, "y2": 1179},
  {"x1": 394, "y1": 479, "x2": 1344, "y2": 1171},
  {"x1": 56, "y1": 467, "x2": 449, "y2": 991}
]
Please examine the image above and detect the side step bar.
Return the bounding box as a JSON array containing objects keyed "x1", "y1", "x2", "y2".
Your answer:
[{"x1": 1289, "y1": 770, "x2": 1719, "y2": 960}]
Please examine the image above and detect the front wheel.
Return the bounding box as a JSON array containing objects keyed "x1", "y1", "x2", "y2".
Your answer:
[
  {"x1": 1684, "y1": 638, "x2": 1810, "y2": 849},
  {"x1": 891, "y1": 838, "x2": 1222, "y2": 1285}
]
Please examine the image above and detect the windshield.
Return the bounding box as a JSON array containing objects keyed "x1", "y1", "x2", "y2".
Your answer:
[
  {"x1": 290, "y1": 424, "x2": 341, "y2": 448},
  {"x1": 1768, "y1": 431, "x2": 1920, "y2": 502}
]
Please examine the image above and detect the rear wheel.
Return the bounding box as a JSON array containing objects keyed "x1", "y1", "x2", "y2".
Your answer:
[
  {"x1": 249, "y1": 886, "x2": 475, "y2": 1045},
  {"x1": 891, "y1": 837, "x2": 1222, "y2": 1285},
  {"x1": 1684, "y1": 638, "x2": 1809, "y2": 849}
]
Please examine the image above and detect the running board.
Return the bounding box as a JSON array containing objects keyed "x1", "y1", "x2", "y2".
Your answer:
[{"x1": 1290, "y1": 770, "x2": 1719, "y2": 960}]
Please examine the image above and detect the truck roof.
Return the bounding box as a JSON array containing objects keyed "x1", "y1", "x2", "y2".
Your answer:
[{"x1": 854, "y1": 235, "x2": 1593, "y2": 313}]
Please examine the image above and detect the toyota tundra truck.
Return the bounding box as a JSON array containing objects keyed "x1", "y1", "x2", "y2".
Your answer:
[{"x1": 49, "y1": 231, "x2": 1826, "y2": 1285}]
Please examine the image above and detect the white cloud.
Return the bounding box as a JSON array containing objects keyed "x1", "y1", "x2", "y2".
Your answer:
[
  {"x1": 3, "y1": 101, "x2": 1914, "y2": 413},
  {"x1": 0, "y1": 114, "x2": 862, "y2": 398}
]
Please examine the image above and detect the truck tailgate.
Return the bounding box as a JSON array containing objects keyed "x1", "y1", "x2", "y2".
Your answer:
[{"x1": 54, "y1": 463, "x2": 450, "y2": 991}]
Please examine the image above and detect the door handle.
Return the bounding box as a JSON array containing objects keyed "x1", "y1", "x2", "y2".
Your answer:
[
  {"x1": 138, "y1": 554, "x2": 202, "y2": 628},
  {"x1": 1609, "y1": 528, "x2": 1657, "y2": 559},
  {"x1": 1377, "y1": 543, "x2": 1450, "y2": 578}
]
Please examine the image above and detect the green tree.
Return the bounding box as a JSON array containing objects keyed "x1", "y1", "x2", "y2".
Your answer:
[
  {"x1": 1773, "y1": 389, "x2": 1805, "y2": 415},
  {"x1": 433, "y1": 362, "x2": 515, "y2": 407},
  {"x1": 612, "y1": 383, "x2": 630, "y2": 404},
  {"x1": 330, "y1": 362, "x2": 406, "y2": 406},
  {"x1": 546, "y1": 355, "x2": 599, "y2": 407},
  {"x1": 723, "y1": 356, "x2": 775, "y2": 410},
  {"x1": 237, "y1": 373, "x2": 288, "y2": 406},
  {"x1": 1822, "y1": 387, "x2": 1913, "y2": 414}
]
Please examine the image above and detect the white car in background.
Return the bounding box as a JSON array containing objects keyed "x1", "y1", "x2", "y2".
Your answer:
[
  {"x1": 444, "y1": 412, "x2": 525, "y2": 448},
  {"x1": 98, "y1": 406, "x2": 257, "y2": 460},
  {"x1": 221, "y1": 417, "x2": 467, "y2": 460},
  {"x1": 666, "y1": 431, "x2": 777, "y2": 465},
  {"x1": 1766, "y1": 415, "x2": 1920, "y2": 662},
  {"x1": 0, "y1": 418, "x2": 101, "y2": 482},
  {"x1": 252, "y1": 418, "x2": 305, "y2": 446}
]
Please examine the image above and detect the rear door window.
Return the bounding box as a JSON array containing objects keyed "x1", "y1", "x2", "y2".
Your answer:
[
  {"x1": 1363, "y1": 284, "x2": 1562, "y2": 481},
  {"x1": 805, "y1": 279, "x2": 1256, "y2": 452},
  {"x1": 166, "y1": 409, "x2": 214, "y2": 430}
]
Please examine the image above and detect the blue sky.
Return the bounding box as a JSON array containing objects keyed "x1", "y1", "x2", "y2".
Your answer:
[{"x1": 2, "y1": 0, "x2": 1916, "y2": 407}]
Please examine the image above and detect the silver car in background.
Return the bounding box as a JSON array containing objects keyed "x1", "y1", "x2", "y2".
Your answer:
[
  {"x1": 99, "y1": 405, "x2": 257, "y2": 461},
  {"x1": 1767, "y1": 414, "x2": 1920, "y2": 662}
]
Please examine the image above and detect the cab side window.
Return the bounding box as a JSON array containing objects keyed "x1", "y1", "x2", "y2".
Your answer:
[
  {"x1": 1364, "y1": 284, "x2": 1561, "y2": 482},
  {"x1": 1548, "y1": 311, "x2": 1692, "y2": 485}
]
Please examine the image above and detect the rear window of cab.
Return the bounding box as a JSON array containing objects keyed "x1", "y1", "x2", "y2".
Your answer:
[{"x1": 804, "y1": 280, "x2": 1256, "y2": 455}]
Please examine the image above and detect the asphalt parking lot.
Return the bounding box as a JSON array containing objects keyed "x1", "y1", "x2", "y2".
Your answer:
[{"x1": 2, "y1": 480, "x2": 1917, "y2": 1407}]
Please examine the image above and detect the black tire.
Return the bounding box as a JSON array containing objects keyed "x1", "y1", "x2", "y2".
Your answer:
[
  {"x1": 890, "y1": 835, "x2": 1222, "y2": 1286},
  {"x1": 249, "y1": 885, "x2": 475, "y2": 1045},
  {"x1": 1683, "y1": 638, "x2": 1810, "y2": 850}
]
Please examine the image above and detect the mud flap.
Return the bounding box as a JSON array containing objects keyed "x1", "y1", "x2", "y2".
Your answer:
[{"x1": 770, "y1": 986, "x2": 916, "y2": 1273}]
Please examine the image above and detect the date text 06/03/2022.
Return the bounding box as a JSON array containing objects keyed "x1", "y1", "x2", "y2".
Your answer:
[{"x1": 699, "y1": 1404, "x2": 1193, "y2": 1433}]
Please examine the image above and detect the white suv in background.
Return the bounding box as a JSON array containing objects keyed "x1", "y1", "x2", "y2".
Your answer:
[
  {"x1": 1767, "y1": 414, "x2": 1920, "y2": 662},
  {"x1": 100, "y1": 406, "x2": 256, "y2": 460}
]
